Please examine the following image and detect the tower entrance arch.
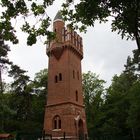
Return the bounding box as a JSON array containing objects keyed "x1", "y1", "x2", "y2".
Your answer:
[{"x1": 78, "y1": 119, "x2": 84, "y2": 140}]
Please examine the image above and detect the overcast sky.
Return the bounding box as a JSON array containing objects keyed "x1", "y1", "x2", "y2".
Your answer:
[{"x1": 6, "y1": 0, "x2": 137, "y2": 87}]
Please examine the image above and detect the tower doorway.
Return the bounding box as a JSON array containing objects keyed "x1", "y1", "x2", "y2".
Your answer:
[{"x1": 78, "y1": 119, "x2": 84, "y2": 140}]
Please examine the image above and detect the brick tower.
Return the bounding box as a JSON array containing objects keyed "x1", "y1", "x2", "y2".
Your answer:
[{"x1": 44, "y1": 11, "x2": 87, "y2": 140}]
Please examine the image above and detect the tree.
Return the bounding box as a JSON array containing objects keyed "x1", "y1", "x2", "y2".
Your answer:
[
  {"x1": 103, "y1": 73, "x2": 133, "y2": 138},
  {"x1": 124, "y1": 49, "x2": 140, "y2": 139},
  {"x1": 124, "y1": 49, "x2": 140, "y2": 80},
  {"x1": 1, "y1": 68, "x2": 48, "y2": 133},
  {"x1": 0, "y1": 0, "x2": 56, "y2": 46},
  {"x1": 0, "y1": 34, "x2": 12, "y2": 131},
  {"x1": 8, "y1": 64, "x2": 31, "y2": 121},
  {"x1": 1, "y1": 0, "x2": 138, "y2": 52},
  {"x1": 33, "y1": 68, "x2": 48, "y2": 94},
  {"x1": 99, "y1": 49, "x2": 140, "y2": 139},
  {"x1": 31, "y1": 69, "x2": 48, "y2": 124},
  {"x1": 62, "y1": 0, "x2": 140, "y2": 52},
  {"x1": 82, "y1": 71, "x2": 105, "y2": 139},
  {"x1": 0, "y1": 91, "x2": 16, "y2": 133},
  {"x1": 0, "y1": 34, "x2": 12, "y2": 94},
  {"x1": 127, "y1": 81, "x2": 140, "y2": 140}
]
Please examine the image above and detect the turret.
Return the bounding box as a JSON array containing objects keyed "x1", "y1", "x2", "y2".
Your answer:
[
  {"x1": 47, "y1": 11, "x2": 83, "y2": 59},
  {"x1": 53, "y1": 11, "x2": 65, "y2": 43}
]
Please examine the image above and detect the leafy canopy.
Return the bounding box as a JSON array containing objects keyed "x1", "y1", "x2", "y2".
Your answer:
[
  {"x1": 0, "y1": 0, "x2": 55, "y2": 46},
  {"x1": 61, "y1": 0, "x2": 140, "y2": 51},
  {"x1": 0, "y1": 0, "x2": 139, "y2": 52}
]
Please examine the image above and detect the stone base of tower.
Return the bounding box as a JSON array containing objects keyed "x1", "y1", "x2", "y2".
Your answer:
[{"x1": 44, "y1": 102, "x2": 88, "y2": 140}]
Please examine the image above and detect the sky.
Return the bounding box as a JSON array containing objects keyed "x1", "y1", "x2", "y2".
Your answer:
[{"x1": 6, "y1": 0, "x2": 137, "y2": 87}]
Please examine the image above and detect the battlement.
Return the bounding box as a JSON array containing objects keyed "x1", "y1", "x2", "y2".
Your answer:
[
  {"x1": 47, "y1": 25, "x2": 83, "y2": 59},
  {"x1": 63, "y1": 26, "x2": 83, "y2": 54}
]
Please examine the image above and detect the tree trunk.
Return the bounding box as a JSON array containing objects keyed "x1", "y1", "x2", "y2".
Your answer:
[
  {"x1": 0, "y1": 66, "x2": 3, "y2": 94},
  {"x1": 135, "y1": 0, "x2": 140, "y2": 53},
  {"x1": 0, "y1": 66, "x2": 4, "y2": 131},
  {"x1": 132, "y1": 128, "x2": 135, "y2": 140},
  {"x1": 135, "y1": 16, "x2": 140, "y2": 53},
  {"x1": 135, "y1": 35, "x2": 140, "y2": 53}
]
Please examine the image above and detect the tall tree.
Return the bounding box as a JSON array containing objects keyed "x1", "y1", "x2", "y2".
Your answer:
[
  {"x1": 8, "y1": 64, "x2": 31, "y2": 121},
  {"x1": 124, "y1": 49, "x2": 140, "y2": 139},
  {"x1": 127, "y1": 81, "x2": 140, "y2": 140},
  {"x1": 124, "y1": 49, "x2": 140, "y2": 80},
  {"x1": 99, "y1": 49, "x2": 140, "y2": 139},
  {"x1": 103, "y1": 73, "x2": 133, "y2": 138},
  {"x1": 0, "y1": 34, "x2": 11, "y2": 94},
  {"x1": 0, "y1": 34, "x2": 12, "y2": 132},
  {"x1": 33, "y1": 68, "x2": 48, "y2": 94},
  {"x1": 2, "y1": 68, "x2": 48, "y2": 133},
  {"x1": 31, "y1": 69, "x2": 48, "y2": 123},
  {"x1": 82, "y1": 71, "x2": 105, "y2": 139}
]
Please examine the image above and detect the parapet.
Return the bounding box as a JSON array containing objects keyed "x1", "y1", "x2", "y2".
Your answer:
[{"x1": 47, "y1": 25, "x2": 83, "y2": 59}]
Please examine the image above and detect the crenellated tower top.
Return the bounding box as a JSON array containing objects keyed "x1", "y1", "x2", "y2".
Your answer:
[{"x1": 47, "y1": 11, "x2": 83, "y2": 60}]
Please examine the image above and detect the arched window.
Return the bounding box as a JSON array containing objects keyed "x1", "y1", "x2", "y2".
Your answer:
[
  {"x1": 59, "y1": 73, "x2": 62, "y2": 81},
  {"x1": 53, "y1": 115, "x2": 61, "y2": 129},
  {"x1": 62, "y1": 28, "x2": 65, "y2": 42},
  {"x1": 76, "y1": 90, "x2": 78, "y2": 102},
  {"x1": 55, "y1": 75, "x2": 58, "y2": 83}
]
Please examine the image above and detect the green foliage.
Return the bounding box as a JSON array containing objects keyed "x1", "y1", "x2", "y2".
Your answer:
[
  {"x1": 8, "y1": 64, "x2": 30, "y2": 94},
  {"x1": 82, "y1": 49, "x2": 140, "y2": 140},
  {"x1": 0, "y1": 34, "x2": 12, "y2": 94},
  {"x1": 0, "y1": 34, "x2": 13, "y2": 131},
  {"x1": 99, "y1": 50, "x2": 140, "y2": 139},
  {"x1": 0, "y1": 0, "x2": 55, "y2": 46},
  {"x1": 0, "y1": 92, "x2": 15, "y2": 132},
  {"x1": 0, "y1": 0, "x2": 139, "y2": 50},
  {"x1": 82, "y1": 71, "x2": 105, "y2": 139},
  {"x1": 0, "y1": 67, "x2": 48, "y2": 133},
  {"x1": 101, "y1": 74, "x2": 131, "y2": 138},
  {"x1": 31, "y1": 69, "x2": 48, "y2": 123},
  {"x1": 1, "y1": 0, "x2": 138, "y2": 50},
  {"x1": 8, "y1": 64, "x2": 32, "y2": 122},
  {"x1": 82, "y1": 71, "x2": 105, "y2": 108},
  {"x1": 127, "y1": 82, "x2": 140, "y2": 138},
  {"x1": 124, "y1": 49, "x2": 140, "y2": 80},
  {"x1": 34, "y1": 68, "x2": 48, "y2": 88},
  {"x1": 61, "y1": 0, "x2": 140, "y2": 51}
]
